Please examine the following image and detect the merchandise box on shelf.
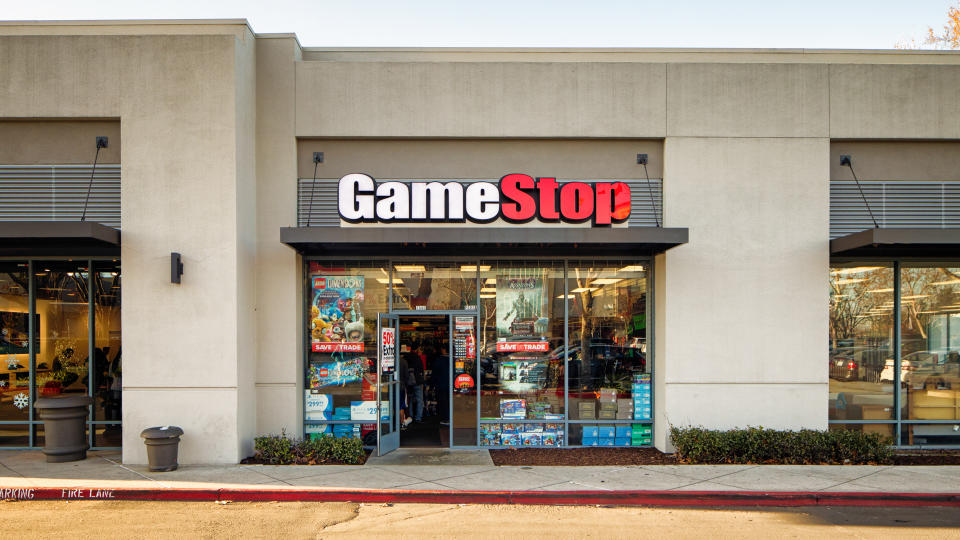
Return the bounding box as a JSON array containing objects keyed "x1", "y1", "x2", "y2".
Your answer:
[
  {"x1": 582, "y1": 436, "x2": 598, "y2": 446},
  {"x1": 598, "y1": 426, "x2": 616, "y2": 438},
  {"x1": 583, "y1": 425, "x2": 599, "y2": 438},
  {"x1": 614, "y1": 438, "x2": 631, "y2": 447}
]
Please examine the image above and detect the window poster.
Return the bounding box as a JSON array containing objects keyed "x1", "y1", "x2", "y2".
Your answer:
[
  {"x1": 309, "y1": 354, "x2": 365, "y2": 388},
  {"x1": 311, "y1": 276, "x2": 365, "y2": 352},
  {"x1": 496, "y1": 271, "x2": 550, "y2": 352}
]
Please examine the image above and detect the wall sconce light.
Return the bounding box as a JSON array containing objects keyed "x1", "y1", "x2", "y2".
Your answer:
[{"x1": 171, "y1": 252, "x2": 184, "y2": 284}]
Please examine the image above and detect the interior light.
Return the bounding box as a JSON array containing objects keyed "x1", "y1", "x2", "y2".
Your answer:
[
  {"x1": 830, "y1": 266, "x2": 883, "y2": 275},
  {"x1": 866, "y1": 288, "x2": 894, "y2": 294},
  {"x1": 66, "y1": 272, "x2": 74, "y2": 277},
  {"x1": 395, "y1": 265, "x2": 426, "y2": 272},
  {"x1": 480, "y1": 288, "x2": 496, "y2": 293},
  {"x1": 485, "y1": 278, "x2": 496, "y2": 285},
  {"x1": 590, "y1": 278, "x2": 623, "y2": 286},
  {"x1": 901, "y1": 295, "x2": 929, "y2": 299},
  {"x1": 556, "y1": 295, "x2": 575, "y2": 299},
  {"x1": 618, "y1": 265, "x2": 645, "y2": 272},
  {"x1": 932, "y1": 280, "x2": 960, "y2": 286},
  {"x1": 479, "y1": 294, "x2": 496, "y2": 299},
  {"x1": 460, "y1": 265, "x2": 491, "y2": 272},
  {"x1": 833, "y1": 278, "x2": 866, "y2": 286},
  {"x1": 570, "y1": 287, "x2": 599, "y2": 293},
  {"x1": 375, "y1": 278, "x2": 403, "y2": 284}
]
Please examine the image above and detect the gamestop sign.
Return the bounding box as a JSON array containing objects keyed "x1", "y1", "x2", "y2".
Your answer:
[{"x1": 338, "y1": 173, "x2": 631, "y2": 226}]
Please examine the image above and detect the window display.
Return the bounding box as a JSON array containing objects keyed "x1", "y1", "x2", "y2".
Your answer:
[{"x1": 304, "y1": 258, "x2": 653, "y2": 447}]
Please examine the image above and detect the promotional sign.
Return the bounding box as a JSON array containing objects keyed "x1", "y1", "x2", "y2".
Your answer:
[
  {"x1": 311, "y1": 276, "x2": 365, "y2": 353},
  {"x1": 338, "y1": 173, "x2": 631, "y2": 226},
  {"x1": 495, "y1": 342, "x2": 550, "y2": 352},
  {"x1": 308, "y1": 356, "x2": 365, "y2": 388},
  {"x1": 454, "y1": 373, "x2": 475, "y2": 389},
  {"x1": 380, "y1": 326, "x2": 396, "y2": 370}
]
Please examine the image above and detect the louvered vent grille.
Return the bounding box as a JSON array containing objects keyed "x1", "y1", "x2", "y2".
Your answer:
[
  {"x1": 0, "y1": 165, "x2": 121, "y2": 228},
  {"x1": 831, "y1": 180, "x2": 960, "y2": 239},
  {"x1": 297, "y1": 178, "x2": 663, "y2": 227}
]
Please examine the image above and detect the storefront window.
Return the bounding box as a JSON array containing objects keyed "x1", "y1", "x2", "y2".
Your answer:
[
  {"x1": 900, "y1": 264, "x2": 960, "y2": 424},
  {"x1": 305, "y1": 261, "x2": 389, "y2": 443},
  {"x1": 0, "y1": 262, "x2": 29, "y2": 446},
  {"x1": 478, "y1": 261, "x2": 565, "y2": 446},
  {"x1": 92, "y1": 261, "x2": 121, "y2": 447},
  {"x1": 828, "y1": 264, "x2": 895, "y2": 431},
  {"x1": 567, "y1": 261, "x2": 649, "y2": 445},
  {"x1": 391, "y1": 261, "x2": 477, "y2": 311}
]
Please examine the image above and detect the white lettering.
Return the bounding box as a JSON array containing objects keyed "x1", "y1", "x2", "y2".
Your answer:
[
  {"x1": 338, "y1": 173, "x2": 375, "y2": 222},
  {"x1": 410, "y1": 182, "x2": 464, "y2": 221},
  {"x1": 465, "y1": 182, "x2": 500, "y2": 222},
  {"x1": 375, "y1": 181, "x2": 410, "y2": 220}
]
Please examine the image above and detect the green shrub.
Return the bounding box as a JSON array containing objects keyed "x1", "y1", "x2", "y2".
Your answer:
[
  {"x1": 669, "y1": 426, "x2": 893, "y2": 465},
  {"x1": 253, "y1": 431, "x2": 365, "y2": 465}
]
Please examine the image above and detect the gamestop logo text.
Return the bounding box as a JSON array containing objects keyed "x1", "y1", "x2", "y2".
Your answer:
[{"x1": 337, "y1": 173, "x2": 631, "y2": 226}]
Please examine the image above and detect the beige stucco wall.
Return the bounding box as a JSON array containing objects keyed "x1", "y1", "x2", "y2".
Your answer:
[
  {"x1": 3, "y1": 20, "x2": 960, "y2": 461},
  {"x1": 0, "y1": 23, "x2": 258, "y2": 464},
  {"x1": 0, "y1": 121, "x2": 121, "y2": 164}
]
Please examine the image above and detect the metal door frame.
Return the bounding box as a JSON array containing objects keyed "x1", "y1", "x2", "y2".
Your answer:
[{"x1": 376, "y1": 313, "x2": 400, "y2": 456}]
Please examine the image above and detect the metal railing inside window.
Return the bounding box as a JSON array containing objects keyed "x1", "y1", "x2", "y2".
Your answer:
[
  {"x1": 0, "y1": 165, "x2": 121, "y2": 227},
  {"x1": 830, "y1": 180, "x2": 960, "y2": 239}
]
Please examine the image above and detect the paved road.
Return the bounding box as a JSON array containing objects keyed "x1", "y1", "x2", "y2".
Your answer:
[{"x1": 1, "y1": 500, "x2": 958, "y2": 539}]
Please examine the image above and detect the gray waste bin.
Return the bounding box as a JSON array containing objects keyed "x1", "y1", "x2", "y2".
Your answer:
[
  {"x1": 141, "y1": 426, "x2": 184, "y2": 471},
  {"x1": 34, "y1": 395, "x2": 94, "y2": 463}
]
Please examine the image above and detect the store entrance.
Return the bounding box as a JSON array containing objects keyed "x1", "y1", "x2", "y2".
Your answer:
[{"x1": 396, "y1": 314, "x2": 477, "y2": 448}]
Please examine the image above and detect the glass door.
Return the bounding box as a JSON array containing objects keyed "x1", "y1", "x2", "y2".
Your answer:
[
  {"x1": 376, "y1": 313, "x2": 400, "y2": 456},
  {"x1": 450, "y1": 315, "x2": 478, "y2": 446}
]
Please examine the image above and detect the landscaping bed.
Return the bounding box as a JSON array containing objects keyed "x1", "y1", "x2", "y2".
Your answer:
[
  {"x1": 242, "y1": 433, "x2": 369, "y2": 465},
  {"x1": 490, "y1": 447, "x2": 676, "y2": 466}
]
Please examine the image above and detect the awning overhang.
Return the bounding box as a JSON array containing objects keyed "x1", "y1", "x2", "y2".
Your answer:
[
  {"x1": 281, "y1": 226, "x2": 688, "y2": 257},
  {"x1": 0, "y1": 221, "x2": 120, "y2": 256},
  {"x1": 831, "y1": 228, "x2": 960, "y2": 258}
]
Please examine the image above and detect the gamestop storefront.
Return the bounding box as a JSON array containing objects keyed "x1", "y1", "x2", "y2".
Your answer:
[{"x1": 282, "y1": 141, "x2": 687, "y2": 455}]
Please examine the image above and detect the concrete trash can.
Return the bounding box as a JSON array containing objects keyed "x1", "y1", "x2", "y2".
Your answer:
[
  {"x1": 141, "y1": 426, "x2": 184, "y2": 472},
  {"x1": 34, "y1": 395, "x2": 94, "y2": 463}
]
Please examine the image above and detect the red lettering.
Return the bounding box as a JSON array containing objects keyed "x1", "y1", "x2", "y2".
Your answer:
[
  {"x1": 611, "y1": 182, "x2": 631, "y2": 222},
  {"x1": 559, "y1": 182, "x2": 594, "y2": 222},
  {"x1": 536, "y1": 177, "x2": 560, "y2": 221},
  {"x1": 594, "y1": 182, "x2": 613, "y2": 225},
  {"x1": 499, "y1": 174, "x2": 537, "y2": 222}
]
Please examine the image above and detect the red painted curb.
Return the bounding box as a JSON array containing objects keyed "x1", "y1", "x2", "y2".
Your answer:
[{"x1": 2, "y1": 487, "x2": 959, "y2": 507}]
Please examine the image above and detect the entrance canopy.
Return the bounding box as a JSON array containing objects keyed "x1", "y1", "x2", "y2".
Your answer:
[
  {"x1": 281, "y1": 226, "x2": 688, "y2": 256},
  {"x1": 830, "y1": 228, "x2": 960, "y2": 258},
  {"x1": 0, "y1": 221, "x2": 120, "y2": 256}
]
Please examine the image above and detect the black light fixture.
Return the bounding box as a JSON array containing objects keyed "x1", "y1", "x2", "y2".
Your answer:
[
  {"x1": 80, "y1": 136, "x2": 109, "y2": 222},
  {"x1": 171, "y1": 253, "x2": 184, "y2": 284},
  {"x1": 636, "y1": 153, "x2": 660, "y2": 227},
  {"x1": 840, "y1": 154, "x2": 879, "y2": 229},
  {"x1": 306, "y1": 151, "x2": 323, "y2": 226}
]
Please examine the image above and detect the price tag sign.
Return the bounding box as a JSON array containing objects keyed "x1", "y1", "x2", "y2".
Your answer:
[{"x1": 380, "y1": 326, "x2": 396, "y2": 370}]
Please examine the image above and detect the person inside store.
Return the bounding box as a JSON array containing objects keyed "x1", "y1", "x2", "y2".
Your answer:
[
  {"x1": 397, "y1": 353, "x2": 412, "y2": 428},
  {"x1": 432, "y1": 344, "x2": 450, "y2": 425},
  {"x1": 405, "y1": 350, "x2": 425, "y2": 424}
]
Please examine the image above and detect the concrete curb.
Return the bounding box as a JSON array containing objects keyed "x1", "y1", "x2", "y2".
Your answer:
[{"x1": 2, "y1": 487, "x2": 959, "y2": 507}]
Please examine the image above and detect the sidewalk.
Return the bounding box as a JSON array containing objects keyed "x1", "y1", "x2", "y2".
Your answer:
[{"x1": 1, "y1": 449, "x2": 958, "y2": 506}]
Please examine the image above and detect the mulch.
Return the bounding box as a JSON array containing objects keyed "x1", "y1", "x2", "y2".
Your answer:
[
  {"x1": 489, "y1": 447, "x2": 677, "y2": 466},
  {"x1": 489, "y1": 448, "x2": 960, "y2": 466},
  {"x1": 893, "y1": 450, "x2": 960, "y2": 465}
]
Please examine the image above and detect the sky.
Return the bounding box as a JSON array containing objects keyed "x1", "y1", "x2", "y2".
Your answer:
[{"x1": 0, "y1": 0, "x2": 955, "y2": 49}]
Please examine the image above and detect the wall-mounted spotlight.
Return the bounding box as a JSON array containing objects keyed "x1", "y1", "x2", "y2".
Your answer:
[
  {"x1": 636, "y1": 153, "x2": 648, "y2": 165},
  {"x1": 96, "y1": 136, "x2": 109, "y2": 149},
  {"x1": 171, "y1": 252, "x2": 184, "y2": 284},
  {"x1": 313, "y1": 152, "x2": 324, "y2": 164},
  {"x1": 840, "y1": 154, "x2": 851, "y2": 167}
]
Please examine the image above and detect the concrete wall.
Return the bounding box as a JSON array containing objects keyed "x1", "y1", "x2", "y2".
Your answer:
[
  {"x1": 4, "y1": 20, "x2": 960, "y2": 460},
  {"x1": 0, "y1": 121, "x2": 121, "y2": 164},
  {"x1": 0, "y1": 23, "x2": 258, "y2": 464}
]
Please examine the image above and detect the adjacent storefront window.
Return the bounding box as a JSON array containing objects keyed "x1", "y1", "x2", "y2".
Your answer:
[
  {"x1": 0, "y1": 259, "x2": 120, "y2": 449},
  {"x1": 304, "y1": 258, "x2": 652, "y2": 448},
  {"x1": 829, "y1": 261, "x2": 960, "y2": 447}
]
